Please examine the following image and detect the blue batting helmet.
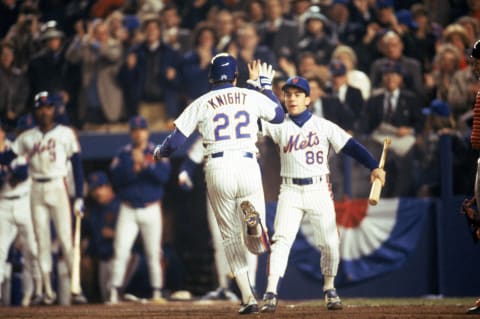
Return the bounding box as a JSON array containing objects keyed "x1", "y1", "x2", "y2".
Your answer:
[{"x1": 208, "y1": 53, "x2": 237, "y2": 83}]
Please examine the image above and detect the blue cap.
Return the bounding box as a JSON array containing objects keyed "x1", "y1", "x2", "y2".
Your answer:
[
  {"x1": 395, "y1": 9, "x2": 418, "y2": 29},
  {"x1": 34, "y1": 91, "x2": 55, "y2": 108},
  {"x1": 382, "y1": 61, "x2": 404, "y2": 75},
  {"x1": 422, "y1": 99, "x2": 451, "y2": 117},
  {"x1": 123, "y1": 15, "x2": 140, "y2": 31},
  {"x1": 282, "y1": 76, "x2": 310, "y2": 96},
  {"x1": 17, "y1": 114, "x2": 35, "y2": 130},
  {"x1": 377, "y1": 0, "x2": 394, "y2": 9},
  {"x1": 88, "y1": 171, "x2": 110, "y2": 189},
  {"x1": 129, "y1": 115, "x2": 148, "y2": 129},
  {"x1": 329, "y1": 59, "x2": 347, "y2": 76}
]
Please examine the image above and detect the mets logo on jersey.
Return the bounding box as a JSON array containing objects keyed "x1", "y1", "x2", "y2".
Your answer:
[{"x1": 283, "y1": 132, "x2": 320, "y2": 153}]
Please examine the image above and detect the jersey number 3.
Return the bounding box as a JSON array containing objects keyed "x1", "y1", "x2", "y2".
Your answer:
[{"x1": 213, "y1": 111, "x2": 251, "y2": 141}]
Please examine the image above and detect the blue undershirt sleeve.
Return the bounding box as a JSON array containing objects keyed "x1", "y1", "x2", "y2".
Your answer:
[
  {"x1": 71, "y1": 153, "x2": 84, "y2": 198},
  {"x1": 159, "y1": 128, "x2": 188, "y2": 157},
  {"x1": 341, "y1": 138, "x2": 378, "y2": 171}
]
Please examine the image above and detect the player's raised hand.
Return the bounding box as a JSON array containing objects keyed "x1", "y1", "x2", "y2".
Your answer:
[
  {"x1": 258, "y1": 62, "x2": 275, "y2": 91},
  {"x1": 246, "y1": 59, "x2": 261, "y2": 90}
]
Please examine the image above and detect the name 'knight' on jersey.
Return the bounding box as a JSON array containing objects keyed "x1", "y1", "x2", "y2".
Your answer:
[{"x1": 174, "y1": 86, "x2": 279, "y2": 156}]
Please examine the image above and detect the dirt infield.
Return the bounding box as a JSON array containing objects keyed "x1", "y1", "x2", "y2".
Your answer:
[{"x1": 0, "y1": 299, "x2": 474, "y2": 319}]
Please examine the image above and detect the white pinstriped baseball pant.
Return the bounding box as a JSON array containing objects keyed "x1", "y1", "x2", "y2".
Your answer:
[
  {"x1": 268, "y1": 178, "x2": 340, "y2": 278},
  {"x1": 204, "y1": 153, "x2": 267, "y2": 278}
]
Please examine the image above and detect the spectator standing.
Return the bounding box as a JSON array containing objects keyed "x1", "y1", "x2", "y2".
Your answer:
[
  {"x1": 331, "y1": 44, "x2": 371, "y2": 100},
  {"x1": 298, "y1": 9, "x2": 335, "y2": 66},
  {"x1": 428, "y1": 44, "x2": 461, "y2": 102},
  {"x1": 234, "y1": 23, "x2": 278, "y2": 88},
  {"x1": 66, "y1": 19, "x2": 125, "y2": 129},
  {"x1": 161, "y1": 5, "x2": 192, "y2": 54},
  {"x1": 118, "y1": 14, "x2": 182, "y2": 130},
  {"x1": 28, "y1": 21, "x2": 71, "y2": 120},
  {"x1": 258, "y1": 0, "x2": 299, "y2": 62},
  {"x1": 181, "y1": 24, "x2": 217, "y2": 101},
  {"x1": 0, "y1": 42, "x2": 29, "y2": 132}
]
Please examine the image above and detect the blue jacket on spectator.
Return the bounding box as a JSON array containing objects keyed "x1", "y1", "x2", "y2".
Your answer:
[
  {"x1": 181, "y1": 49, "x2": 216, "y2": 101},
  {"x1": 118, "y1": 42, "x2": 183, "y2": 119},
  {"x1": 110, "y1": 142, "x2": 171, "y2": 207}
]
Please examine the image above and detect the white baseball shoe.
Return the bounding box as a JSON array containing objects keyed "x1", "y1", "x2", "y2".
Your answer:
[
  {"x1": 106, "y1": 288, "x2": 119, "y2": 305},
  {"x1": 43, "y1": 292, "x2": 57, "y2": 305}
]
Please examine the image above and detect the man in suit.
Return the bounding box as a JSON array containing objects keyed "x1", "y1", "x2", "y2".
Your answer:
[
  {"x1": 369, "y1": 31, "x2": 426, "y2": 103},
  {"x1": 329, "y1": 59, "x2": 364, "y2": 132},
  {"x1": 308, "y1": 75, "x2": 354, "y2": 131},
  {"x1": 361, "y1": 61, "x2": 424, "y2": 197}
]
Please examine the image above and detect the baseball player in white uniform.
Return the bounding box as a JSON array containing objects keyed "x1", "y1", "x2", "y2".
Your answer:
[
  {"x1": 155, "y1": 54, "x2": 285, "y2": 314},
  {"x1": 258, "y1": 76, "x2": 385, "y2": 313},
  {"x1": 0, "y1": 122, "x2": 42, "y2": 307},
  {"x1": 179, "y1": 136, "x2": 258, "y2": 301},
  {"x1": 0, "y1": 91, "x2": 86, "y2": 305}
]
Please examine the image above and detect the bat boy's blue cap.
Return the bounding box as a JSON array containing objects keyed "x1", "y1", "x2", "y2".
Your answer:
[
  {"x1": 129, "y1": 115, "x2": 148, "y2": 129},
  {"x1": 282, "y1": 76, "x2": 310, "y2": 96},
  {"x1": 88, "y1": 171, "x2": 110, "y2": 189}
]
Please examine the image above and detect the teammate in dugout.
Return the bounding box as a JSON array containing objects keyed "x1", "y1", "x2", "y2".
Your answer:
[
  {"x1": 108, "y1": 115, "x2": 171, "y2": 304},
  {"x1": 154, "y1": 53, "x2": 285, "y2": 315},
  {"x1": 257, "y1": 75, "x2": 385, "y2": 313},
  {"x1": 0, "y1": 91, "x2": 87, "y2": 305}
]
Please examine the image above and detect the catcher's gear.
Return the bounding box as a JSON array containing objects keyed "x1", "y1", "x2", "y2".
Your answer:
[
  {"x1": 461, "y1": 197, "x2": 480, "y2": 243},
  {"x1": 209, "y1": 53, "x2": 237, "y2": 84}
]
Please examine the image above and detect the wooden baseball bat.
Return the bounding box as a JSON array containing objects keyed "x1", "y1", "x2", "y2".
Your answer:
[
  {"x1": 71, "y1": 213, "x2": 82, "y2": 294},
  {"x1": 368, "y1": 137, "x2": 391, "y2": 205}
]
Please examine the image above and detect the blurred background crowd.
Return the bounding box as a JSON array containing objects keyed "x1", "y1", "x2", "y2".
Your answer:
[{"x1": 2, "y1": 0, "x2": 480, "y2": 305}]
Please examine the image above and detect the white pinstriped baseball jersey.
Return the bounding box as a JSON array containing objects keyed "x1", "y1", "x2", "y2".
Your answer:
[
  {"x1": 0, "y1": 140, "x2": 31, "y2": 197},
  {"x1": 262, "y1": 115, "x2": 351, "y2": 178},
  {"x1": 175, "y1": 86, "x2": 278, "y2": 155},
  {"x1": 12, "y1": 125, "x2": 80, "y2": 179}
]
